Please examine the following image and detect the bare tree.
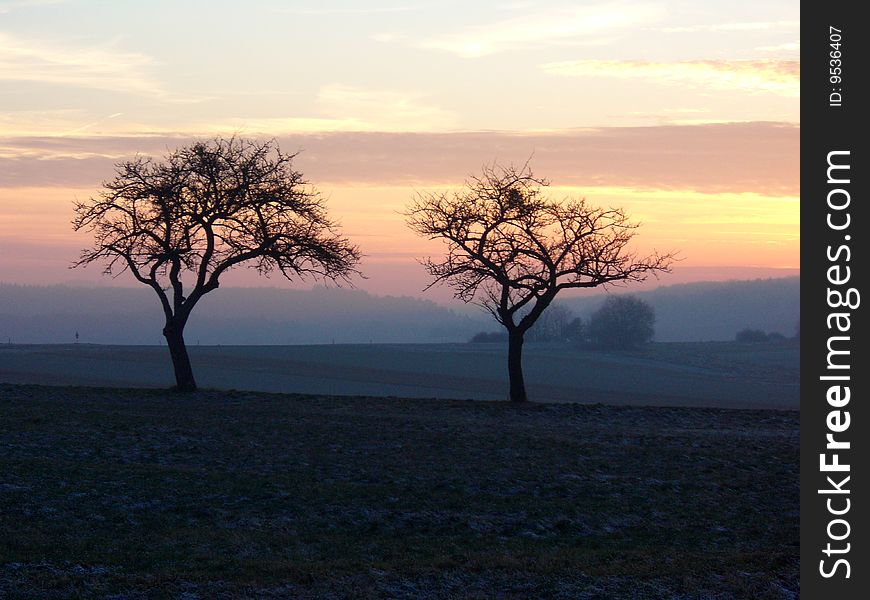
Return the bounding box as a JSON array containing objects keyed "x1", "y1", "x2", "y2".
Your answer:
[
  {"x1": 72, "y1": 137, "x2": 360, "y2": 391},
  {"x1": 406, "y1": 162, "x2": 672, "y2": 402}
]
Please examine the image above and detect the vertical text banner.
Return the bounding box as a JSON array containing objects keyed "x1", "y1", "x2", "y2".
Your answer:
[{"x1": 802, "y1": 5, "x2": 867, "y2": 598}]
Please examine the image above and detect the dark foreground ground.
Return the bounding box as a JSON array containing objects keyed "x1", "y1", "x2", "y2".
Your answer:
[{"x1": 0, "y1": 385, "x2": 798, "y2": 599}]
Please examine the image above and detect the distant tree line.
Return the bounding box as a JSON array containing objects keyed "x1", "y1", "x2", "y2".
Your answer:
[
  {"x1": 735, "y1": 328, "x2": 795, "y2": 343},
  {"x1": 470, "y1": 295, "x2": 656, "y2": 350}
]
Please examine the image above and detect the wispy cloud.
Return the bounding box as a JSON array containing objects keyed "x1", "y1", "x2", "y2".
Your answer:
[
  {"x1": 618, "y1": 107, "x2": 732, "y2": 126},
  {"x1": 542, "y1": 59, "x2": 799, "y2": 97},
  {"x1": 418, "y1": 2, "x2": 663, "y2": 57},
  {"x1": 755, "y1": 41, "x2": 799, "y2": 54},
  {"x1": 0, "y1": 84, "x2": 453, "y2": 138},
  {"x1": 205, "y1": 116, "x2": 373, "y2": 135},
  {"x1": 661, "y1": 20, "x2": 799, "y2": 33},
  {"x1": 222, "y1": 84, "x2": 454, "y2": 134},
  {"x1": 0, "y1": 32, "x2": 206, "y2": 101},
  {"x1": 316, "y1": 84, "x2": 454, "y2": 131},
  {"x1": 191, "y1": 84, "x2": 454, "y2": 134},
  {"x1": 0, "y1": 122, "x2": 800, "y2": 196},
  {"x1": 0, "y1": 33, "x2": 153, "y2": 94},
  {"x1": 0, "y1": 109, "x2": 132, "y2": 139}
]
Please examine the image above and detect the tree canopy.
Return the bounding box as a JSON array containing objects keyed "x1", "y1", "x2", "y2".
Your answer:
[
  {"x1": 587, "y1": 295, "x2": 656, "y2": 349},
  {"x1": 407, "y1": 162, "x2": 672, "y2": 401},
  {"x1": 72, "y1": 137, "x2": 360, "y2": 390}
]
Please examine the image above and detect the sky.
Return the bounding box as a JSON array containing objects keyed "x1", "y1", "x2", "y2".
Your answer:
[{"x1": 0, "y1": 0, "x2": 799, "y2": 302}]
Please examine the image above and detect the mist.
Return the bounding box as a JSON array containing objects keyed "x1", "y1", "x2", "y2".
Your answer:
[
  {"x1": 0, "y1": 276, "x2": 798, "y2": 345},
  {"x1": 557, "y1": 276, "x2": 800, "y2": 342}
]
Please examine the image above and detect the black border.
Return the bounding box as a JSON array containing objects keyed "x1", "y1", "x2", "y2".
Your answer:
[{"x1": 801, "y1": 7, "x2": 867, "y2": 597}]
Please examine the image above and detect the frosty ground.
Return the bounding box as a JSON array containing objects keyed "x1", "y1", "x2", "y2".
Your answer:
[
  {"x1": 0, "y1": 383, "x2": 797, "y2": 599},
  {"x1": 0, "y1": 341, "x2": 799, "y2": 409}
]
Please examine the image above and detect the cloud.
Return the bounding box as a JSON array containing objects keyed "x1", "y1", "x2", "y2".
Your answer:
[
  {"x1": 1, "y1": 110, "x2": 128, "y2": 139},
  {"x1": 0, "y1": 84, "x2": 453, "y2": 138},
  {"x1": 755, "y1": 42, "x2": 800, "y2": 54},
  {"x1": 0, "y1": 108, "x2": 177, "y2": 139},
  {"x1": 0, "y1": 32, "x2": 205, "y2": 101},
  {"x1": 542, "y1": 59, "x2": 799, "y2": 97},
  {"x1": 209, "y1": 85, "x2": 455, "y2": 134},
  {"x1": 418, "y1": 2, "x2": 663, "y2": 57},
  {"x1": 0, "y1": 110, "x2": 86, "y2": 139},
  {"x1": 0, "y1": 122, "x2": 799, "y2": 196},
  {"x1": 192, "y1": 85, "x2": 454, "y2": 134},
  {"x1": 314, "y1": 84, "x2": 454, "y2": 131}
]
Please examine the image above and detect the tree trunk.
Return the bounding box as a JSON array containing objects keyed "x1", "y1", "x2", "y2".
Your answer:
[
  {"x1": 507, "y1": 330, "x2": 528, "y2": 402},
  {"x1": 163, "y1": 320, "x2": 197, "y2": 392}
]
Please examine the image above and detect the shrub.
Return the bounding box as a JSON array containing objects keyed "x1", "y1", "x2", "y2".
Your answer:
[
  {"x1": 735, "y1": 329, "x2": 769, "y2": 343},
  {"x1": 587, "y1": 295, "x2": 655, "y2": 349},
  {"x1": 469, "y1": 331, "x2": 507, "y2": 343},
  {"x1": 563, "y1": 317, "x2": 585, "y2": 343}
]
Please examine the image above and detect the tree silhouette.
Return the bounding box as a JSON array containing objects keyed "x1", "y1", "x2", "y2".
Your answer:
[
  {"x1": 587, "y1": 295, "x2": 656, "y2": 349},
  {"x1": 72, "y1": 137, "x2": 360, "y2": 391},
  {"x1": 406, "y1": 162, "x2": 672, "y2": 402}
]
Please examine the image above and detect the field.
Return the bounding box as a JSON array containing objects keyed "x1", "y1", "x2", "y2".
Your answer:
[
  {"x1": 0, "y1": 383, "x2": 798, "y2": 599},
  {"x1": 0, "y1": 341, "x2": 799, "y2": 409},
  {"x1": 1, "y1": 341, "x2": 799, "y2": 597}
]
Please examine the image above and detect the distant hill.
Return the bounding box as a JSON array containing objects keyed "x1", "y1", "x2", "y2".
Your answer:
[
  {"x1": 558, "y1": 276, "x2": 800, "y2": 342},
  {"x1": 0, "y1": 284, "x2": 487, "y2": 345},
  {"x1": 0, "y1": 277, "x2": 798, "y2": 344}
]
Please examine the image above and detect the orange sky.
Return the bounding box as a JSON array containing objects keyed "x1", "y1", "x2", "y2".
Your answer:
[{"x1": 0, "y1": 1, "x2": 799, "y2": 302}]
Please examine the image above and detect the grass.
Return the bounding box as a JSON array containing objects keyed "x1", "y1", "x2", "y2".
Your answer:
[{"x1": 0, "y1": 383, "x2": 798, "y2": 598}]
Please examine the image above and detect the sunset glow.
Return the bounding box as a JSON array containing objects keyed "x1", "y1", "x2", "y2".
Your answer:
[{"x1": 0, "y1": 0, "x2": 799, "y2": 300}]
